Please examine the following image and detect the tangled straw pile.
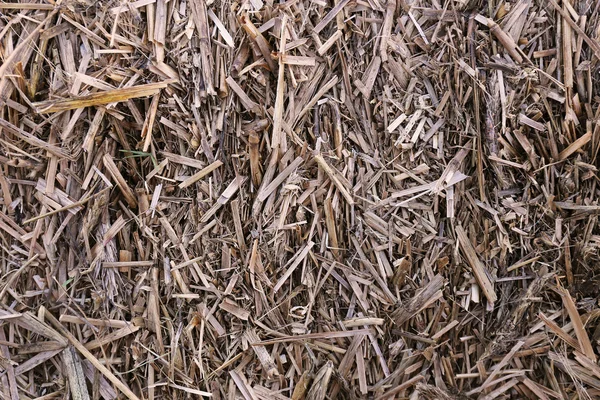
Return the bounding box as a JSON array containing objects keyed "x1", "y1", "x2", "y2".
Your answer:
[{"x1": 1, "y1": 0, "x2": 600, "y2": 399}]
